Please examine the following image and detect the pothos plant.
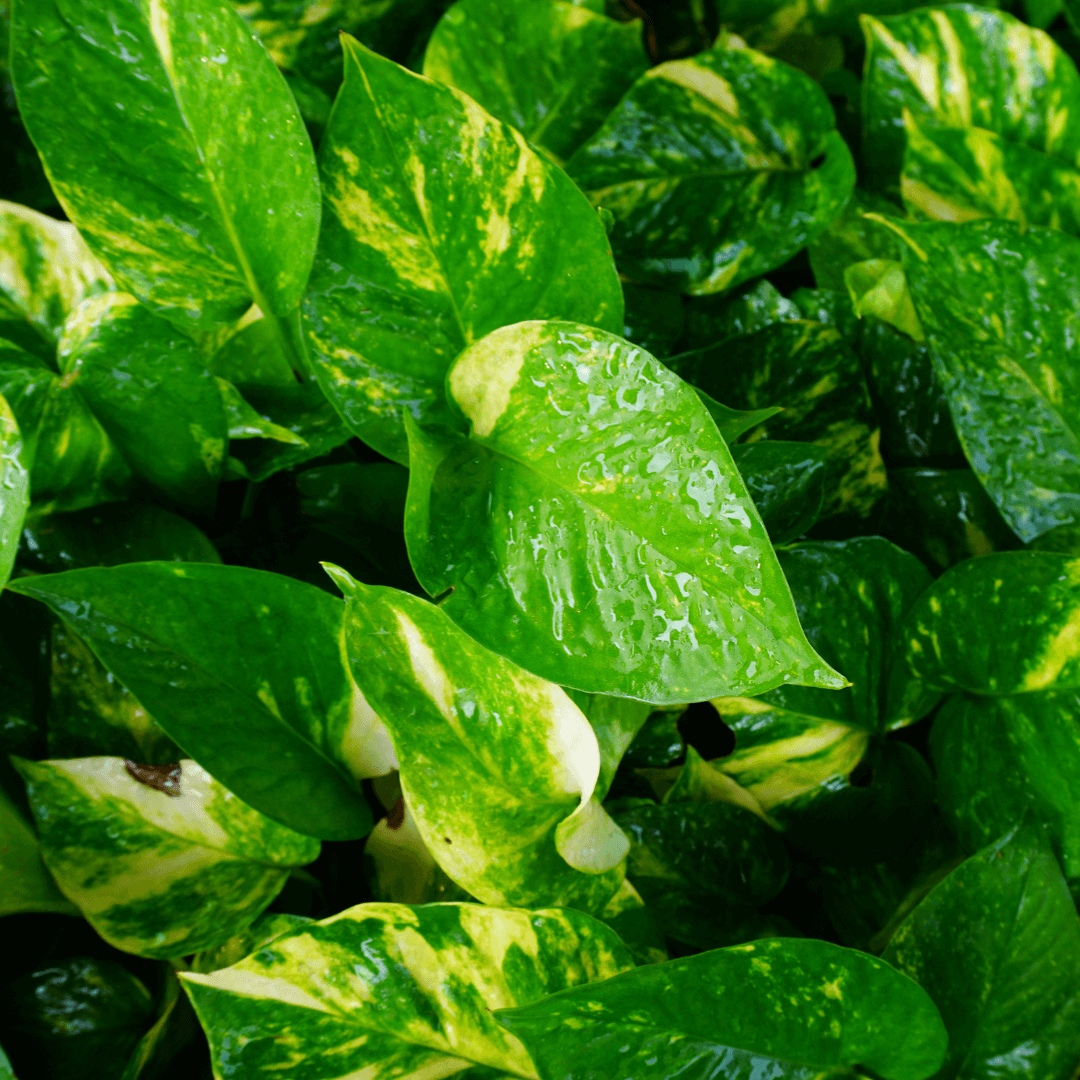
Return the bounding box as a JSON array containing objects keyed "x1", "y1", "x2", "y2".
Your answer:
[{"x1": 1, "y1": 0, "x2": 1079, "y2": 1078}]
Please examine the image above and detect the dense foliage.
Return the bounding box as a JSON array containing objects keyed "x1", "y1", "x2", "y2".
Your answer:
[{"x1": 2, "y1": 0, "x2": 1080, "y2": 1077}]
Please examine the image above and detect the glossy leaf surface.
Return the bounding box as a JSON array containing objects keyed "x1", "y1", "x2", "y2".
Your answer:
[
  {"x1": 10, "y1": 0, "x2": 320, "y2": 328},
  {"x1": 182, "y1": 902, "x2": 634, "y2": 1080},
  {"x1": 861, "y1": 5, "x2": 1080, "y2": 192},
  {"x1": 303, "y1": 39, "x2": 623, "y2": 463},
  {"x1": 8, "y1": 562, "x2": 375, "y2": 840},
  {"x1": 332, "y1": 568, "x2": 628, "y2": 913},
  {"x1": 407, "y1": 320, "x2": 844, "y2": 704},
  {"x1": 729, "y1": 441, "x2": 829, "y2": 543},
  {"x1": 566, "y1": 42, "x2": 855, "y2": 294},
  {"x1": 58, "y1": 294, "x2": 228, "y2": 513},
  {"x1": 808, "y1": 188, "x2": 904, "y2": 290},
  {"x1": 667, "y1": 321, "x2": 887, "y2": 520},
  {"x1": 884, "y1": 826, "x2": 1080, "y2": 1080},
  {"x1": 423, "y1": 0, "x2": 648, "y2": 163},
  {"x1": 0, "y1": 391, "x2": 28, "y2": 586},
  {"x1": 14, "y1": 756, "x2": 319, "y2": 958},
  {"x1": 497, "y1": 937, "x2": 948, "y2": 1080}
]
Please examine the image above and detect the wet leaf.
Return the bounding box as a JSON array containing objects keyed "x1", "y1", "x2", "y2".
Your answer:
[{"x1": 730, "y1": 440, "x2": 829, "y2": 543}]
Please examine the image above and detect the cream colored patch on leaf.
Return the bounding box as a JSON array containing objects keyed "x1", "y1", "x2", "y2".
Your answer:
[
  {"x1": 656, "y1": 59, "x2": 739, "y2": 116},
  {"x1": 1021, "y1": 604, "x2": 1080, "y2": 691}
]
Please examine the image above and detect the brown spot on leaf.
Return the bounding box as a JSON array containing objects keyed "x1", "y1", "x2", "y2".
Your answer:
[{"x1": 125, "y1": 761, "x2": 182, "y2": 797}]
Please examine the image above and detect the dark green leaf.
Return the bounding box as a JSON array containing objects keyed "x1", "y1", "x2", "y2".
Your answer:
[
  {"x1": 730, "y1": 440, "x2": 829, "y2": 543},
  {"x1": 667, "y1": 321, "x2": 887, "y2": 520},
  {"x1": 8, "y1": 563, "x2": 378, "y2": 840},
  {"x1": 807, "y1": 188, "x2": 903, "y2": 290},
  {"x1": 422, "y1": 0, "x2": 649, "y2": 164},
  {"x1": 565, "y1": 42, "x2": 855, "y2": 294},
  {"x1": 0, "y1": 391, "x2": 28, "y2": 586},
  {"x1": 682, "y1": 279, "x2": 799, "y2": 350},
  {"x1": 622, "y1": 283, "x2": 686, "y2": 359},
  {"x1": 884, "y1": 826, "x2": 1080, "y2": 1080},
  {"x1": 621, "y1": 709, "x2": 685, "y2": 769},
  {"x1": 302, "y1": 37, "x2": 623, "y2": 463},
  {"x1": 0, "y1": 781, "x2": 77, "y2": 918},
  {"x1": 11, "y1": 0, "x2": 320, "y2": 329},
  {"x1": 407, "y1": 320, "x2": 844, "y2": 704},
  {"x1": 496, "y1": 937, "x2": 948, "y2": 1080}
]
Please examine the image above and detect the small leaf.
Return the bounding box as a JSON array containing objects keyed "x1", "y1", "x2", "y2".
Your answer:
[
  {"x1": 0, "y1": 781, "x2": 78, "y2": 918},
  {"x1": 496, "y1": 937, "x2": 948, "y2": 1080},
  {"x1": 12, "y1": 756, "x2": 320, "y2": 959},
  {"x1": 181, "y1": 902, "x2": 635, "y2": 1080},
  {"x1": 407, "y1": 320, "x2": 844, "y2": 704},
  {"x1": 216, "y1": 377, "x2": 306, "y2": 445},
  {"x1": 0, "y1": 392, "x2": 28, "y2": 587},
  {"x1": 730, "y1": 440, "x2": 829, "y2": 544},
  {"x1": 844, "y1": 259, "x2": 924, "y2": 342}
]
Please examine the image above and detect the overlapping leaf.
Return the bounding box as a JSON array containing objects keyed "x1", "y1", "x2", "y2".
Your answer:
[
  {"x1": 13, "y1": 756, "x2": 320, "y2": 958},
  {"x1": 565, "y1": 41, "x2": 855, "y2": 294},
  {"x1": 10, "y1": 0, "x2": 320, "y2": 331},
  {"x1": 302, "y1": 37, "x2": 622, "y2": 463},
  {"x1": 0, "y1": 781, "x2": 77, "y2": 918},
  {"x1": 182, "y1": 902, "x2": 634, "y2": 1080},
  {"x1": 329, "y1": 567, "x2": 628, "y2": 913},
  {"x1": 406, "y1": 320, "x2": 843, "y2": 703}
]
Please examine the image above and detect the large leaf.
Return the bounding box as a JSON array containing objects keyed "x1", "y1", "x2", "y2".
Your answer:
[
  {"x1": 0, "y1": 391, "x2": 28, "y2": 586},
  {"x1": 861, "y1": 5, "x2": 1080, "y2": 193},
  {"x1": 329, "y1": 567, "x2": 628, "y2": 913},
  {"x1": 496, "y1": 937, "x2": 948, "y2": 1080},
  {"x1": 58, "y1": 294, "x2": 228, "y2": 513},
  {"x1": 10, "y1": 0, "x2": 320, "y2": 329},
  {"x1": 0, "y1": 200, "x2": 112, "y2": 351},
  {"x1": 422, "y1": 0, "x2": 648, "y2": 164},
  {"x1": 0, "y1": 781, "x2": 77, "y2": 918},
  {"x1": 181, "y1": 902, "x2": 635, "y2": 1080},
  {"x1": 8, "y1": 562, "x2": 384, "y2": 840},
  {"x1": 13, "y1": 756, "x2": 320, "y2": 959},
  {"x1": 883, "y1": 215, "x2": 1080, "y2": 542},
  {"x1": 931, "y1": 691, "x2": 1080, "y2": 892},
  {"x1": 666, "y1": 321, "x2": 888, "y2": 521},
  {"x1": 406, "y1": 320, "x2": 844, "y2": 704},
  {"x1": 564, "y1": 41, "x2": 855, "y2": 295},
  {"x1": 729, "y1": 441, "x2": 829, "y2": 543},
  {"x1": 709, "y1": 538, "x2": 937, "y2": 845},
  {"x1": 0, "y1": 338, "x2": 133, "y2": 514},
  {"x1": 883, "y1": 826, "x2": 1080, "y2": 1080},
  {"x1": 302, "y1": 38, "x2": 623, "y2": 464}
]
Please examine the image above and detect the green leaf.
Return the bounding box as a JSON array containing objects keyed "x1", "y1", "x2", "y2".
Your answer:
[
  {"x1": 3, "y1": 956, "x2": 153, "y2": 1080},
  {"x1": 13, "y1": 756, "x2": 320, "y2": 959},
  {"x1": 120, "y1": 968, "x2": 196, "y2": 1080},
  {"x1": 0, "y1": 338, "x2": 133, "y2": 514},
  {"x1": 681, "y1": 278, "x2": 799, "y2": 350},
  {"x1": 217, "y1": 378, "x2": 305, "y2": 445},
  {"x1": 622, "y1": 284, "x2": 686, "y2": 359},
  {"x1": 302, "y1": 37, "x2": 623, "y2": 464},
  {"x1": 0, "y1": 391, "x2": 28, "y2": 586},
  {"x1": 190, "y1": 911, "x2": 313, "y2": 974},
  {"x1": 729, "y1": 440, "x2": 829, "y2": 544},
  {"x1": 883, "y1": 826, "x2": 1080, "y2": 1080},
  {"x1": 330, "y1": 567, "x2": 629, "y2": 912},
  {"x1": 181, "y1": 901, "x2": 635, "y2": 1080},
  {"x1": 8, "y1": 562, "x2": 382, "y2": 840},
  {"x1": 881, "y1": 468, "x2": 1017, "y2": 573},
  {"x1": 423, "y1": 0, "x2": 648, "y2": 164},
  {"x1": 709, "y1": 538, "x2": 937, "y2": 835},
  {"x1": 58, "y1": 294, "x2": 228, "y2": 513},
  {"x1": 48, "y1": 622, "x2": 180, "y2": 763},
  {"x1": 896, "y1": 551, "x2": 1080, "y2": 696},
  {"x1": 0, "y1": 199, "x2": 113, "y2": 349},
  {"x1": 901, "y1": 110, "x2": 1080, "y2": 234},
  {"x1": 0, "y1": 780, "x2": 78, "y2": 917},
  {"x1": 0, "y1": 1044, "x2": 13, "y2": 1080},
  {"x1": 565, "y1": 41, "x2": 855, "y2": 295},
  {"x1": 20, "y1": 499, "x2": 221, "y2": 574},
  {"x1": 667, "y1": 320, "x2": 888, "y2": 521},
  {"x1": 807, "y1": 188, "x2": 904, "y2": 290},
  {"x1": 844, "y1": 259, "x2": 924, "y2": 342},
  {"x1": 496, "y1": 937, "x2": 949, "y2": 1080},
  {"x1": 10, "y1": 0, "x2": 320, "y2": 330},
  {"x1": 567, "y1": 691, "x2": 655, "y2": 802},
  {"x1": 931, "y1": 691, "x2": 1080, "y2": 892},
  {"x1": 883, "y1": 215, "x2": 1080, "y2": 541},
  {"x1": 407, "y1": 320, "x2": 844, "y2": 704},
  {"x1": 861, "y1": 6, "x2": 1080, "y2": 193},
  {"x1": 612, "y1": 799, "x2": 791, "y2": 950}
]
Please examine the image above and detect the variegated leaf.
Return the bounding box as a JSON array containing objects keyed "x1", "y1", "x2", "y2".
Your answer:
[
  {"x1": 10, "y1": 0, "x2": 320, "y2": 330},
  {"x1": 8, "y1": 562, "x2": 392, "y2": 840},
  {"x1": 12, "y1": 756, "x2": 320, "y2": 958},
  {"x1": 0, "y1": 391, "x2": 28, "y2": 586},
  {"x1": 565, "y1": 41, "x2": 855, "y2": 295},
  {"x1": 0, "y1": 200, "x2": 112, "y2": 353},
  {"x1": 861, "y1": 6, "x2": 1080, "y2": 192},
  {"x1": 422, "y1": 0, "x2": 648, "y2": 164},
  {"x1": 191, "y1": 911, "x2": 313, "y2": 974},
  {"x1": 181, "y1": 901, "x2": 635, "y2": 1080},
  {"x1": 302, "y1": 38, "x2": 623, "y2": 464},
  {"x1": 0, "y1": 781, "x2": 78, "y2": 918},
  {"x1": 328, "y1": 566, "x2": 628, "y2": 913},
  {"x1": 58, "y1": 294, "x2": 229, "y2": 513},
  {"x1": 406, "y1": 321, "x2": 844, "y2": 704},
  {"x1": 217, "y1": 378, "x2": 305, "y2": 445}
]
